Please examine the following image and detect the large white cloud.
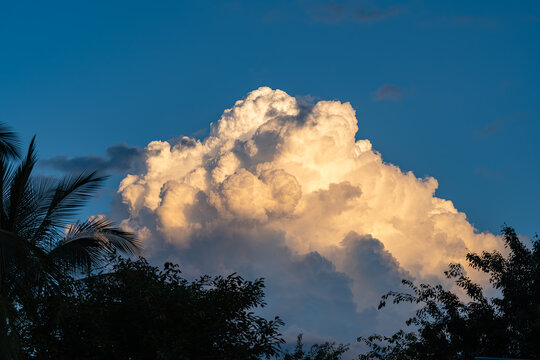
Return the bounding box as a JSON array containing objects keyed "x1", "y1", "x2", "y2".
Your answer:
[{"x1": 115, "y1": 87, "x2": 502, "y2": 346}]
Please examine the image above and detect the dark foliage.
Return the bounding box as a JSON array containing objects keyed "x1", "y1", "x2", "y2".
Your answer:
[
  {"x1": 281, "y1": 334, "x2": 349, "y2": 360},
  {"x1": 0, "y1": 123, "x2": 20, "y2": 160},
  {"x1": 0, "y1": 124, "x2": 140, "y2": 358},
  {"x1": 358, "y1": 226, "x2": 540, "y2": 359},
  {"x1": 27, "y1": 256, "x2": 285, "y2": 360}
]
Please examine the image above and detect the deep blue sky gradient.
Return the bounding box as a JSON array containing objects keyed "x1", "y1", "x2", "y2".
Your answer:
[{"x1": 1, "y1": 0, "x2": 539, "y2": 235}]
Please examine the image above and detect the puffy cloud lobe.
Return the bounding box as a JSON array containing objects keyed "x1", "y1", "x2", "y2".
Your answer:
[
  {"x1": 116, "y1": 87, "x2": 502, "y2": 344},
  {"x1": 210, "y1": 168, "x2": 302, "y2": 222}
]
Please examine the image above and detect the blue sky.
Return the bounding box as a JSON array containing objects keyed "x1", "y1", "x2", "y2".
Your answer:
[{"x1": 1, "y1": 0, "x2": 539, "y2": 236}]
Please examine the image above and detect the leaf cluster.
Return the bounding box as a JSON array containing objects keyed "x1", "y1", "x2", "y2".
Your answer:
[
  {"x1": 281, "y1": 334, "x2": 349, "y2": 360},
  {"x1": 26, "y1": 256, "x2": 285, "y2": 360},
  {"x1": 358, "y1": 226, "x2": 540, "y2": 359}
]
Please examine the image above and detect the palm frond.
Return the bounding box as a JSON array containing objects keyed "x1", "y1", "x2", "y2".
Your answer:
[
  {"x1": 0, "y1": 158, "x2": 11, "y2": 228},
  {"x1": 0, "y1": 229, "x2": 53, "y2": 291},
  {"x1": 48, "y1": 217, "x2": 140, "y2": 272},
  {"x1": 0, "y1": 123, "x2": 20, "y2": 160},
  {"x1": 30, "y1": 171, "x2": 107, "y2": 246},
  {"x1": 6, "y1": 137, "x2": 37, "y2": 234}
]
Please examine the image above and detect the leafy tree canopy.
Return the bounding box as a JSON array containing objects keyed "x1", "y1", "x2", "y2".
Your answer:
[
  {"x1": 281, "y1": 334, "x2": 349, "y2": 360},
  {"x1": 359, "y1": 226, "x2": 540, "y2": 360},
  {"x1": 28, "y1": 256, "x2": 285, "y2": 360}
]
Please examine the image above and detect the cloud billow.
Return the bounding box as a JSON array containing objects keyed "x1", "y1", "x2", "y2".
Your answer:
[{"x1": 114, "y1": 87, "x2": 501, "y2": 346}]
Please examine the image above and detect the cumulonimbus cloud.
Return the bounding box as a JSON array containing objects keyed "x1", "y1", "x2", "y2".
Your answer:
[{"x1": 114, "y1": 87, "x2": 502, "y2": 345}]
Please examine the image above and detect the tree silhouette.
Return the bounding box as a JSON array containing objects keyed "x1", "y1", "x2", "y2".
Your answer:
[
  {"x1": 281, "y1": 334, "x2": 349, "y2": 360},
  {"x1": 358, "y1": 226, "x2": 540, "y2": 360},
  {"x1": 0, "y1": 124, "x2": 140, "y2": 357},
  {"x1": 29, "y1": 256, "x2": 285, "y2": 359}
]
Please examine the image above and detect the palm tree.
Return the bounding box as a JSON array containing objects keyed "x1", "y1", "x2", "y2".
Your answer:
[{"x1": 0, "y1": 123, "x2": 141, "y2": 356}]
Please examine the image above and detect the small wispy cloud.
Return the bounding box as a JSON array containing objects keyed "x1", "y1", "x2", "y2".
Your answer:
[
  {"x1": 354, "y1": 5, "x2": 401, "y2": 22},
  {"x1": 422, "y1": 15, "x2": 499, "y2": 28},
  {"x1": 477, "y1": 119, "x2": 504, "y2": 137},
  {"x1": 308, "y1": 1, "x2": 403, "y2": 24},
  {"x1": 451, "y1": 15, "x2": 498, "y2": 27},
  {"x1": 191, "y1": 128, "x2": 210, "y2": 139},
  {"x1": 475, "y1": 167, "x2": 501, "y2": 178},
  {"x1": 375, "y1": 84, "x2": 402, "y2": 101},
  {"x1": 311, "y1": 3, "x2": 347, "y2": 22},
  {"x1": 42, "y1": 143, "x2": 143, "y2": 174},
  {"x1": 477, "y1": 112, "x2": 526, "y2": 138}
]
